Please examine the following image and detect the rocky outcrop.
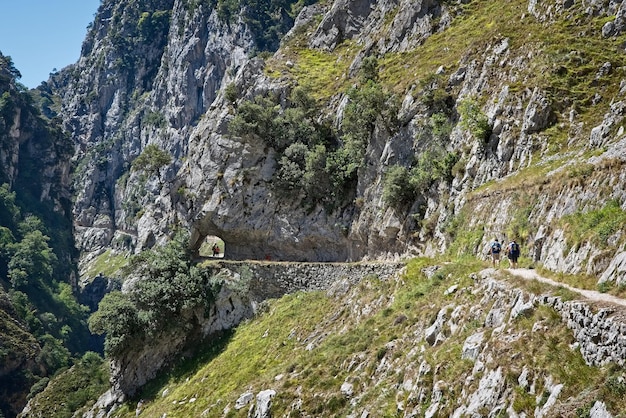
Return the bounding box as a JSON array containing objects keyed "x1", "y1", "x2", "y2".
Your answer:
[
  {"x1": 405, "y1": 268, "x2": 626, "y2": 416},
  {"x1": 95, "y1": 261, "x2": 404, "y2": 414}
]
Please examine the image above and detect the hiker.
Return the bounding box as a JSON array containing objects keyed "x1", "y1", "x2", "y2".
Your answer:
[
  {"x1": 506, "y1": 239, "x2": 520, "y2": 268},
  {"x1": 489, "y1": 238, "x2": 502, "y2": 267},
  {"x1": 212, "y1": 243, "x2": 220, "y2": 257}
]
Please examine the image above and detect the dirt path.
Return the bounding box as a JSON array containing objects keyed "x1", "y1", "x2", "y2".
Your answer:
[{"x1": 505, "y1": 268, "x2": 626, "y2": 308}]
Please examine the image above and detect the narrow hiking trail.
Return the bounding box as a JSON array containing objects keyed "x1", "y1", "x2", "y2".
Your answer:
[{"x1": 504, "y1": 267, "x2": 626, "y2": 308}]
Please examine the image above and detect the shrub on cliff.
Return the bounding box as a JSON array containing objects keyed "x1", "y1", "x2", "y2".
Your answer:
[
  {"x1": 131, "y1": 144, "x2": 172, "y2": 177},
  {"x1": 458, "y1": 97, "x2": 491, "y2": 143},
  {"x1": 89, "y1": 231, "x2": 222, "y2": 357}
]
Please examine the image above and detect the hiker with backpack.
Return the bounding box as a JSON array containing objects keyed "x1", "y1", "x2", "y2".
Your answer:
[
  {"x1": 489, "y1": 238, "x2": 502, "y2": 267},
  {"x1": 506, "y1": 240, "x2": 520, "y2": 268}
]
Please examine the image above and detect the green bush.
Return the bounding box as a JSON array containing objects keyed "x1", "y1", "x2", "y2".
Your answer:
[
  {"x1": 276, "y1": 142, "x2": 308, "y2": 191},
  {"x1": 217, "y1": 0, "x2": 239, "y2": 23},
  {"x1": 8, "y1": 229, "x2": 56, "y2": 289},
  {"x1": 143, "y1": 110, "x2": 167, "y2": 128},
  {"x1": 230, "y1": 88, "x2": 352, "y2": 208},
  {"x1": 382, "y1": 148, "x2": 458, "y2": 209},
  {"x1": 430, "y1": 112, "x2": 453, "y2": 141},
  {"x1": 0, "y1": 183, "x2": 20, "y2": 228},
  {"x1": 25, "y1": 351, "x2": 110, "y2": 417},
  {"x1": 359, "y1": 56, "x2": 379, "y2": 84},
  {"x1": 224, "y1": 82, "x2": 238, "y2": 105},
  {"x1": 382, "y1": 165, "x2": 414, "y2": 207},
  {"x1": 89, "y1": 231, "x2": 222, "y2": 357},
  {"x1": 137, "y1": 10, "x2": 171, "y2": 40},
  {"x1": 37, "y1": 334, "x2": 71, "y2": 372},
  {"x1": 302, "y1": 144, "x2": 332, "y2": 203},
  {"x1": 131, "y1": 144, "x2": 172, "y2": 175},
  {"x1": 419, "y1": 73, "x2": 454, "y2": 114},
  {"x1": 458, "y1": 97, "x2": 491, "y2": 142},
  {"x1": 88, "y1": 291, "x2": 140, "y2": 356},
  {"x1": 228, "y1": 94, "x2": 281, "y2": 146},
  {"x1": 28, "y1": 377, "x2": 49, "y2": 400}
]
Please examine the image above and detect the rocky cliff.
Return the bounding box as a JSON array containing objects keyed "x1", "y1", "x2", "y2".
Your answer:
[
  {"x1": 50, "y1": 0, "x2": 626, "y2": 289},
  {"x1": 0, "y1": 53, "x2": 81, "y2": 418}
]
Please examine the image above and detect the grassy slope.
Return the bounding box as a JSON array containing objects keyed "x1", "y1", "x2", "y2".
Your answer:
[
  {"x1": 106, "y1": 257, "x2": 625, "y2": 417},
  {"x1": 273, "y1": 0, "x2": 626, "y2": 133}
]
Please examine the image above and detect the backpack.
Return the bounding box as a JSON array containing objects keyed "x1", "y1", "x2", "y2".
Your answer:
[
  {"x1": 491, "y1": 241, "x2": 501, "y2": 253},
  {"x1": 509, "y1": 242, "x2": 519, "y2": 255}
]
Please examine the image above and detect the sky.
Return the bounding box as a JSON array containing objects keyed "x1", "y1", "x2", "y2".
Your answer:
[{"x1": 0, "y1": 0, "x2": 101, "y2": 88}]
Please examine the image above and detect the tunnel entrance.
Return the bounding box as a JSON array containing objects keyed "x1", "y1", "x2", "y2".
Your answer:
[{"x1": 197, "y1": 235, "x2": 225, "y2": 258}]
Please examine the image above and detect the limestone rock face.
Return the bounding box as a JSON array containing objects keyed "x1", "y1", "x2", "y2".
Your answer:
[{"x1": 49, "y1": 0, "x2": 626, "y2": 284}]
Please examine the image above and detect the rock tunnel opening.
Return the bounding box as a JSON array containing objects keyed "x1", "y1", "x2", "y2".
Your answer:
[{"x1": 195, "y1": 235, "x2": 225, "y2": 259}]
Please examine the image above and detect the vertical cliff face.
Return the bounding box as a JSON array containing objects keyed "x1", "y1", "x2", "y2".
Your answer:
[
  {"x1": 54, "y1": 0, "x2": 626, "y2": 284},
  {"x1": 0, "y1": 56, "x2": 73, "y2": 217},
  {"x1": 0, "y1": 53, "x2": 80, "y2": 418},
  {"x1": 12, "y1": 0, "x2": 626, "y2": 415}
]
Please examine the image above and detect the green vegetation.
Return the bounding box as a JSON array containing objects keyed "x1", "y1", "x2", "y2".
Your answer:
[
  {"x1": 137, "y1": 10, "x2": 171, "y2": 40},
  {"x1": 143, "y1": 110, "x2": 167, "y2": 128},
  {"x1": 229, "y1": 86, "x2": 339, "y2": 207},
  {"x1": 383, "y1": 108, "x2": 460, "y2": 207},
  {"x1": 131, "y1": 144, "x2": 172, "y2": 176},
  {"x1": 270, "y1": 43, "x2": 356, "y2": 100},
  {"x1": 88, "y1": 231, "x2": 222, "y2": 356},
  {"x1": 339, "y1": 73, "x2": 399, "y2": 177},
  {"x1": 82, "y1": 249, "x2": 129, "y2": 281},
  {"x1": 382, "y1": 148, "x2": 459, "y2": 209},
  {"x1": 381, "y1": 165, "x2": 414, "y2": 207},
  {"x1": 0, "y1": 53, "x2": 92, "y2": 417},
  {"x1": 23, "y1": 351, "x2": 111, "y2": 418},
  {"x1": 230, "y1": 60, "x2": 399, "y2": 209},
  {"x1": 213, "y1": 0, "x2": 304, "y2": 52},
  {"x1": 458, "y1": 97, "x2": 491, "y2": 143},
  {"x1": 101, "y1": 257, "x2": 624, "y2": 417},
  {"x1": 560, "y1": 199, "x2": 626, "y2": 251}
]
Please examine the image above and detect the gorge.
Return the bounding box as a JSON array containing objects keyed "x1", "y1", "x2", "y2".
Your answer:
[{"x1": 2, "y1": 0, "x2": 626, "y2": 416}]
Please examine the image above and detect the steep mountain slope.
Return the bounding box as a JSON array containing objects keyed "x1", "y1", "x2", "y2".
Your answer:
[
  {"x1": 52, "y1": 0, "x2": 626, "y2": 283},
  {"x1": 0, "y1": 54, "x2": 91, "y2": 418},
  {"x1": 27, "y1": 259, "x2": 626, "y2": 417},
  {"x1": 8, "y1": 0, "x2": 626, "y2": 416}
]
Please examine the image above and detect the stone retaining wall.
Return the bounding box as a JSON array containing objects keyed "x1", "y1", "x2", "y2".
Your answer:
[
  {"x1": 541, "y1": 296, "x2": 626, "y2": 367},
  {"x1": 480, "y1": 269, "x2": 626, "y2": 368},
  {"x1": 241, "y1": 261, "x2": 406, "y2": 300}
]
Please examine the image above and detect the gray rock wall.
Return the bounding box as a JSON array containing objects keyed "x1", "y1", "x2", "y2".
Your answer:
[
  {"x1": 244, "y1": 261, "x2": 405, "y2": 299},
  {"x1": 57, "y1": 0, "x2": 626, "y2": 283},
  {"x1": 545, "y1": 297, "x2": 626, "y2": 367}
]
